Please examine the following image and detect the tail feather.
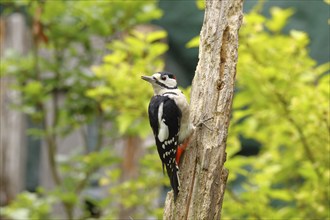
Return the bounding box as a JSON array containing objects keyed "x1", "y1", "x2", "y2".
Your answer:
[{"x1": 166, "y1": 164, "x2": 180, "y2": 201}]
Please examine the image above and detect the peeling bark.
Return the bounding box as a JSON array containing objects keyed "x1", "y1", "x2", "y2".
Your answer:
[{"x1": 163, "y1": 0, "x2": 243, "y2": 219}]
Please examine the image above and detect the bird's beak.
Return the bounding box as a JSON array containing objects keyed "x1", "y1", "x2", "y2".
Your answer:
[{"x1": 141, "y1": 75, "x2": 155, "y2": 83}]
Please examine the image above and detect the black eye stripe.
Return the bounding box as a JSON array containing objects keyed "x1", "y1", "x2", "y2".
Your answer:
[
  {"x1": 153, "y1": 72, "x2": 177, "y2": 89},
  {"x1": 159, "y1": 72, "x2": 176, "y2": 80}
]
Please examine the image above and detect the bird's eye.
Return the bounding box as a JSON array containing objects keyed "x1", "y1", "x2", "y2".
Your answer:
[{"x1": 161, "y1": 75, "x2": 167, "y2": 80}]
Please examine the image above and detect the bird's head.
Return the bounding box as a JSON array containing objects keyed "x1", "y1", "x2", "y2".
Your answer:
[{"x1": 141, "y1": 72, "x2": 177, "y2": 94}]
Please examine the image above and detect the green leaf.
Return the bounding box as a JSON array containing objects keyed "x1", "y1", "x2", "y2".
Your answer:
[
  {"x1": 266, "y1": 7, "x2": 294, "y2": 33},
  {"x1": 196, "y1": 0, "x2": 205, "y2": 10},
  {"x1": 146, "y1": 30, "x2": 167, "y2": 42},
  {"x1": 186, "y1": 36, "x2": 200, "y2": 48},
  {"x1": 24, "y1": 81, "x2": 43, "y2": 96},
  {"x1": 103, "y1": 51, "x2": 127, "y2": 64},
  {"x1": 116, "y1": 114, "x2": 134, "y2": 134},
  {"x1": 290, "y1": 30, "x2": 309, "y2": 47}
]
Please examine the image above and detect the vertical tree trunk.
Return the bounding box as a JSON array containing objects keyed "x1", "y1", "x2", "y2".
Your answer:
[
  {"x1": 163, "y1": 0, "x2": 243, "y2": 219},
  {"x1": 0, "y1": 13, "x2": 28, "y2": 205},
  {"x1": 119, "y1": 136, "x2": 144, "y2": 218}
]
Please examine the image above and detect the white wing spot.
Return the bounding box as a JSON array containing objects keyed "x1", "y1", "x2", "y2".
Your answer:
[{"x1": 157, "y1": 103, "x2": 169, "y2": 142}]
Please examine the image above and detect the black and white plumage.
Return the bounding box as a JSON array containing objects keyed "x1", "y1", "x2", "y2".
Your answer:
[{"x1": 142, "y1": 72, "x2": 194, "y2": 200}]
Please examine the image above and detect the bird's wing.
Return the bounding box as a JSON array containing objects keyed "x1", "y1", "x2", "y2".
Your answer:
[{"x1": 148, "y1": 95, "x2": 182, "y2": 200}]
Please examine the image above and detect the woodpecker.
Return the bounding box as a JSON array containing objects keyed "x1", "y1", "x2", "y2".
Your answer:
[{"x1": 142, "y1": 72, "x2": 194, "y2": 201}]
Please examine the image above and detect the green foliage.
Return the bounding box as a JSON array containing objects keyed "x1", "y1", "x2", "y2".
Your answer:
[
  {"x1": 223, "y1": 7, "x2": 330, "y2": 219},
  {"x1": 27, "y1": 0, "x2": 162, "y2": 43},
  {"x1": 186, "y1": 35, "x2": 200, "y2": 49},
  {"x1": 265, "y1": 7, "x2": 294, "y2": 33},
  {"x1": 196, "y1": 0, "x2": 206, "y2": 10},
  {"x1": 101, "y1": 148, "x2": 167, "y2": 219},
  {"x1": 1, "y1": 0, "x2": 167, "y2": 219},
  {"x1": 186, "y1": 3, "x2": 329, "y2": 219},
  {"x1": 0, "y1": 192, "x2": 54, "y2": 220},
  {"x1": 86, "y1": 30, "x2": 168, "y2": 137}
]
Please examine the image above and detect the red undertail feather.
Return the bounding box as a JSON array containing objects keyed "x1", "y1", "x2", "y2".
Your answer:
[{"x1": 175, "y1": 137, "x2": 191, "y2": 164}]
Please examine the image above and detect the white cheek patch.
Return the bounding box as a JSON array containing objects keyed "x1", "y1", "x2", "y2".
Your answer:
[
  {"x1": 157, "y1": 102, "x2": 169, "y2": 142},
  {"x1": 167, "y1": 78, "x2": 177, "y2": 88}
]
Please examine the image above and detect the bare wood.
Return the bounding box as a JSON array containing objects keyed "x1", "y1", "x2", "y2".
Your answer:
[{"x1": 163, "y1": 0, "x2": 243, "y2": 219}]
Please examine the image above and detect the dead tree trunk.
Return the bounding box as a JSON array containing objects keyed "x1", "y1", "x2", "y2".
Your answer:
[{"x1": 163, "y1": 0, "x2": 243, "y2": 219}]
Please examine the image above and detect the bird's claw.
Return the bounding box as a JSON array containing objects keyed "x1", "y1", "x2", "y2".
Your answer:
[{"x1": 195, "y1": 116, "x2": 214, "y2": 131}]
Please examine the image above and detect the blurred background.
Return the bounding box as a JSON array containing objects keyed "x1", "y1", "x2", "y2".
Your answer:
[{"x1": 0, "y1": 0, "x2": 329, "y2": 219}]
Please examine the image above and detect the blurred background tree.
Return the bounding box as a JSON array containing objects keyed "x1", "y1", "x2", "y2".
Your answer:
[
  {"x1": 1, "y1": 0, "x2": 167, "y2": 219},
  {"x1": 0, "y1": 0, "x2": 329, "y2": 219}
]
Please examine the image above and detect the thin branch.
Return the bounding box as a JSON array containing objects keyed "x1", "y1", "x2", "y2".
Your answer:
[
  {"x1": 226, "y1": 187, "x2": 244, "y2": 205},
  {"x1": 41, "y1": 113, "x2": 61, "y2": 185},
  {"x1": 80, "y1": 125, "x2": 89, "y2": 154},
  {"x1": 245, "y1": 42, "x2": 322, "y2": 178},
  {"x1": 227, "y1": 187, "x2": 262, "y2": 220},
  {"x1": 75, "y1": 113, "x2": 105, "y2": 194},
  {"x1": 32, "y1": 2, "x2": 62, "y2": 186},
  {"x1": 95, "y1": 113, "x2": 105, "y2": 152},
  {"x1": 52, "y1": 41, "x2": 64, "y2": 130},
  {"x1": 274, "y1": 92, "x2": 322, "y2": 178}
]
